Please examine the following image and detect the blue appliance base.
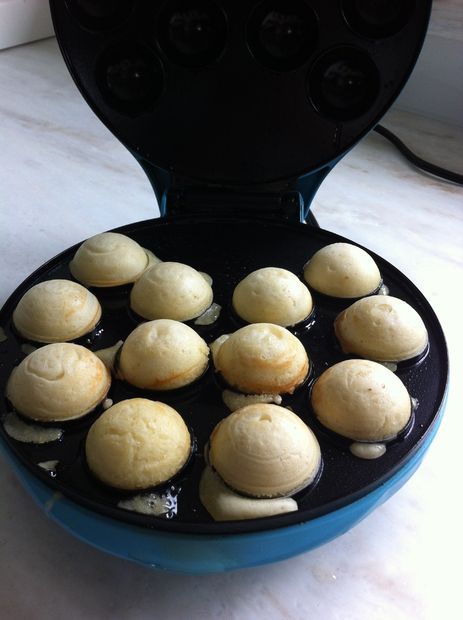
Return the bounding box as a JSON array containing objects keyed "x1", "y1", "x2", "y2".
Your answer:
[{"x1": 0, "y1": 407, "x2": 443, "y2": 575}]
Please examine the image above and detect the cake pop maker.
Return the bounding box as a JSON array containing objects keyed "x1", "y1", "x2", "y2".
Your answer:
[{"x1": 0, "y1": 0, "x2": 448, "y2": 573}]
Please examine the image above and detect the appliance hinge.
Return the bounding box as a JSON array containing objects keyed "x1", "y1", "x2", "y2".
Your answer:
[{"x1": 163, "y1": 188, "x2": 303, "y2": 222}]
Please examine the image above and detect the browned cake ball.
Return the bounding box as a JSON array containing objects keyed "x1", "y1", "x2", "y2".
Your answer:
[
  {"x1": 212, "y1": 323, "x2": 309, "y2": 394},
  {"x1": 6, "y1": 343, "x2": 110, "y2": 422},
  {"x1": 86, "y1": 399, "x2": 191, "y2": 490},
  {"x1": 13, "y1": 279, "x2": 101, "y2": 343},
  {"x1": 119, "y1": 319, "x2": 209, "y2": 390}
]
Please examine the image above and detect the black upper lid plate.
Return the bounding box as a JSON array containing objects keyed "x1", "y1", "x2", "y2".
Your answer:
[{"x1": 50, "y1": 1, "x2": 431, "y2": 184}]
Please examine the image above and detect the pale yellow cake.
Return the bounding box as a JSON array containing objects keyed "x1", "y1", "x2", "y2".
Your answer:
[
  {"x1": 85, "y1": 398, "x2": 191, "y2": 490},
  {"x1": 6, "y1": 343, "x2": 110, "y2": 422},
  {"x1": 208, "y1": 403, "x2": 321, "y2": 498},
  {"x1": 13, "y1": 279, "x2": 101, "y2": 343},
  {"x1": 119, "y1": 319, "x2": 209, "y2": 390},
  {"x1": 70, "y1": 232, "x2": 159, "y2": 287},
  {"x1": 233, "y1": 267, "x2": 313, "y2": 326},
  {"x1": 335, "y1": 295, "x2": 428, "y2": 362},
  {"x1": 311, "y1": 359, "x2": 412, "y2": 441},
  {"x1": 304, "y1": 242, "x2": 381, "y2": 298},
  {"x1": 130, "y1": 261, "x2": 213, "y2": 321},
  {"x1": 212, "y1": 323, "x2": 309, "y2": 394}
]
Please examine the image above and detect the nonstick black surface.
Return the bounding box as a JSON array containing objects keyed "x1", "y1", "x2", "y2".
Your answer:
[
  {"x1": 50, "y1": 0, "x2": 432, "y2": 184},
  {"x1": 0, "y1": 217, "x2": 448, "y2": 535}
]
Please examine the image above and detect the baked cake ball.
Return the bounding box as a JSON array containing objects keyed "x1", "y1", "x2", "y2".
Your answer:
[
  {"x1": 213, "y1": 323, "x2": 309, "y2": 394},
  {"x1": 335, "y1": 295, "x2": 428, "y2": 362},
  {"x1": 303, "y1": 242, "x2": 381, "y2": 298},
  {"x1": 85, "y1": 399, "x2": 191, "y2": 490},
  {"x1": 311, "y1": 359, "x2": 412, "y2": 441},
  {"x1": 130, "y1": 262, "x2": 213, "y2": 321},
  {"x1": 6, "y1": 343, "x2": 110, "y2": 422},
  {"x1": 69, "y1": 232, "x2": 159, "y2": 287},
  {"x1": 232, "y1": 267, "x2": 313, "y2": 326},
  {"x1": 13, "y1": 279, "x2": 101, "y2": 343},
  {"x1": 119, "y1": 319, "x2": 209, "y2": 390},
  {"x1": 208, "y1": 404, "x2": 321, "y2": 498}
]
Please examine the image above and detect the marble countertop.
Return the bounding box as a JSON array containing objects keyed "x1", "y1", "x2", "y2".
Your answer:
[{"x1": 0, "y1": 38, "x2": 462, "y2": 620}]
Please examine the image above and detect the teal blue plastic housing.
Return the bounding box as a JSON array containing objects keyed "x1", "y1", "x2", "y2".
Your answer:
[{"x1": 0, "y1": 391, "x2": 446, "y2": 574}]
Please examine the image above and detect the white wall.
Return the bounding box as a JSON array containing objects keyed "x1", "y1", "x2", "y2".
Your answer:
[
  {"x1": 0, "y1": 0, "x2": 53, "y2": 51},
  {"x1": 394, "y1": 1, "x2": 463, "y2": 127}
]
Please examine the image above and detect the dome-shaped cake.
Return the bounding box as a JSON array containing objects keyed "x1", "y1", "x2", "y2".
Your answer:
[
  {"x1": 13, "y1": 279, "x2": 101, "y2": 343},
  {"x1": 311, "y1": 359, "x2": 412, "y2": 441},
  {"x1": 212, "y1": 323, "x2": 309, "y2": 394},
  {"x1": 70, "y1": 232, "x2": 158, "y2": 287},
  {"x1": 208, "y1": 404, "x2": 321, "y2": 498},
  {"x1": 233, "y1": 267, "x2": 312, "y2": 326},
  {"x1": 130, "y1": 261, "x2": 213, "y2": 321},
  {"x1": 335, "y1": 295, "x2": 428, "y2": 362},
  {"x1": 119, "y1": 319, "x2": 209, "y2": 390},
  {"x1": 86, "y1": 398, "x2": 191, "y2": 490},
  {"x1": 6, "y1": 343, "x2": 110, "y2": 422},
  {"x1": 304, "y1": 242, "x2": 381, "y2": 298}
]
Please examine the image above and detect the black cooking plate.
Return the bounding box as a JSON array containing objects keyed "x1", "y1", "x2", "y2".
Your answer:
[{"x1": 0, "y1": 216, "x2": 448, "y2": 535}]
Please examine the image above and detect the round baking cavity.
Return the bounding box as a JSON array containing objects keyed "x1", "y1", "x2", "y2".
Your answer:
[
  {"x1": 308, "y1": 46, "x2": 380, "y2": 120},
  {"x1": 157, "y1": 0, "x2": 228, "y2": 68},
  {"x1": 247, "y1": 0, "x2": 318, "y2": 71},
  {"x1": 342, "y1": 0, "x2": 416, "y2": 39},
  {"x1": 0, "y1": 218, "x2": 447, "y2": 535},
  {"x1": 96, "y1": 42, "x2": 165, "y2": 114}
]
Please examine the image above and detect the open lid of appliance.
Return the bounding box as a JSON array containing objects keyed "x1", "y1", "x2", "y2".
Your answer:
[{"x1": 50, "y1": 1, "x2": 431, "y2": 216}]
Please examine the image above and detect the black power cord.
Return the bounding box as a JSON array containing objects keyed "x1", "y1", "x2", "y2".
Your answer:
[{"x1": 374, "y1": 124, "x2": 463, "y2": 186}]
